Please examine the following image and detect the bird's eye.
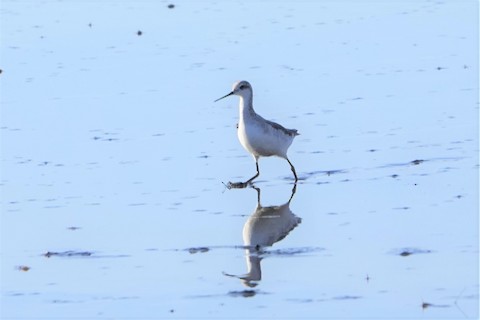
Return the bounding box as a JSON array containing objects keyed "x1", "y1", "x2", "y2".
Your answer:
[{"x1": 239, "y1": 85, "x2": 246, "y2": 90}]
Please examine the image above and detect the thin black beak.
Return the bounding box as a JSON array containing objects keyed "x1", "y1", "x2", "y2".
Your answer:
[{"x1": 214, "y1": 91, "x2": 234, "y2": 102}]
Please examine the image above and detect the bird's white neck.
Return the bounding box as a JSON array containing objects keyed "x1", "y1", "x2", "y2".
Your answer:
[{"x1": 239, "y1": 95, "x2": 255, "y2": 120}]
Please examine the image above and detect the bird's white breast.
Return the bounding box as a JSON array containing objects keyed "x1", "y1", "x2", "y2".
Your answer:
[{"x1": 237, "y1": 116, "x2": 293, "y2": 159}]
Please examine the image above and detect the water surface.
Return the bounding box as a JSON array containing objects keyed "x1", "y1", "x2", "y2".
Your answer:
[{"x1": 1, "y1": 1, "x2": 478, "y2": 319}]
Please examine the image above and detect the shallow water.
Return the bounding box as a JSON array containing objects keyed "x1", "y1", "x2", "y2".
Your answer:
[{"x1": 1, "y1": 1, "x2": 478, "y2": 319}]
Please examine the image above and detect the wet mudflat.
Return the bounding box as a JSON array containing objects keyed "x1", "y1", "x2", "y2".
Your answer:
[{"x1": 1, "y1": 1, "x2": 478, "y2": 319}]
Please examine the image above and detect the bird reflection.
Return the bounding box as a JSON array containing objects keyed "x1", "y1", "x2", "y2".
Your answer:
[{"x1": 224, "y1": 184, "x2": 301, "y2": 287}]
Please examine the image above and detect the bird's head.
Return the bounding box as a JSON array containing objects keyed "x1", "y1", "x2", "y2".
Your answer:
[{"x1": 215, "y1": 80, "x2": 252, "y2": 102}]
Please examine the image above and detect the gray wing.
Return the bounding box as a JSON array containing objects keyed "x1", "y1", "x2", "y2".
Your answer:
[{"x1": 265, "y1": 119, "x2": 299, "y2": 137}]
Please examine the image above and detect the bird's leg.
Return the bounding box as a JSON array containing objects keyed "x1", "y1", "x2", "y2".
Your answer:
[
  {"x1": 251, "y1": 186, "x2": 261, "y2": 206},
  {"x1": 227, "y1": 158, "x2": 260, "y2": 189},
  {"x1": 245, "y1": 159, "x2": 260, "y2": 184},
  {"x1": 288, "y1": 183, "x2": 297, "y2": 203},
  {"x1": 287, "y1": 158, "x2": 298, "y2": 182}
]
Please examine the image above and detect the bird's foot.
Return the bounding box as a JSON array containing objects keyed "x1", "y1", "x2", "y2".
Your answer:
[{"x1": 225, "y1": 181, "x2": 251, "y2": 189}]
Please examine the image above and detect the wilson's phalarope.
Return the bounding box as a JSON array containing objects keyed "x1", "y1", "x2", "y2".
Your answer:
[{"x1": 215, "y1": 81, "x2": 299, "y2": 187}]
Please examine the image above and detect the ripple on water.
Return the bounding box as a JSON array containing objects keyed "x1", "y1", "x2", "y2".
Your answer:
[
  {"x1": 302, "y1": 169, "x2": 348, "y2": 180},
  {"x1": 389, "y1": 247, "x2": 433, "y2": 257},
  {"x1": 42, "y1": 251, "x2": 130, "y2": 258},
  {"x1": 43, "y1": 251, "x2": 93, "y2": 258},
  {"x1": 186, "y1": 247, "x2": 210, "y2": 254},
  {"x1": 264, "y1": 246, "x2": 324, "y2": 256},
  {"x1": 227, "y1": 290, "x2": 258, "y2": 298}
]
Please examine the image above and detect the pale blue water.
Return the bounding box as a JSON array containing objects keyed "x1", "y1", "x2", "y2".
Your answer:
[{"x1": 1, "y1": 1, "x2": 478, "y2": 319}]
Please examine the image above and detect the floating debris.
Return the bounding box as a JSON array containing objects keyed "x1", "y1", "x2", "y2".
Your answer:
[
  {"x1": 16, "y1": 265, "x2": 30, "y2": 272},
  {"x1": 137, "y1": 30, "x2": 143, "y2": 36},
  {"x1": 167, "y1": 4, "x2": 175, "y2": 9},
  {"x1": 67, "y1": 226, "x2": 81, "y2": 231}
]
